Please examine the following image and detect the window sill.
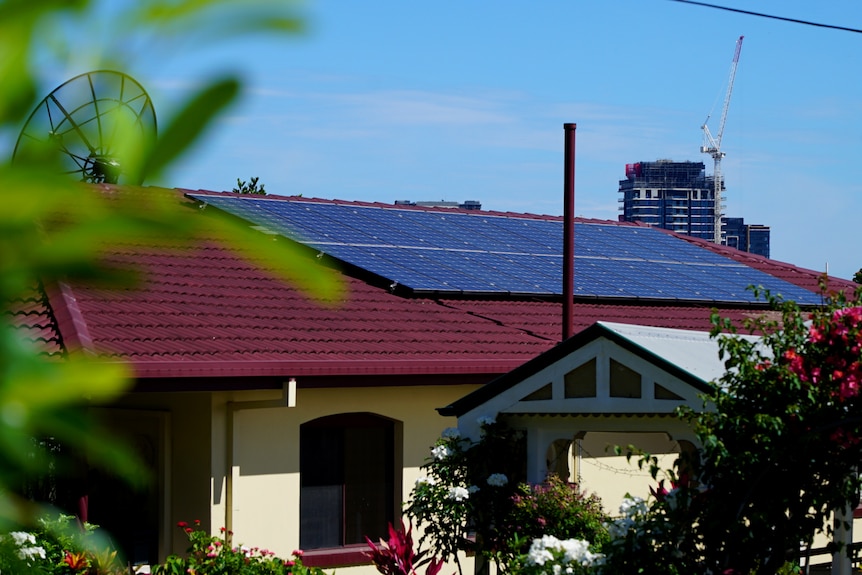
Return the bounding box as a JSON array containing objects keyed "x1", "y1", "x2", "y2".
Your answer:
[{"x1": 302, "y1": 545, "x2": 372, "y2": 568}]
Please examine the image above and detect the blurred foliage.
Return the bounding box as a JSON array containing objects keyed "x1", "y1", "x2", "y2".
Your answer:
[{"x1": 0, "y1": 0, "x2": 340, "y2": 533}]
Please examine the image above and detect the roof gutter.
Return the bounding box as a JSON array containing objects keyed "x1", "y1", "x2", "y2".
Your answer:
[{"x1": 127, "y1": 358, "x2": 532, "y2": 380}]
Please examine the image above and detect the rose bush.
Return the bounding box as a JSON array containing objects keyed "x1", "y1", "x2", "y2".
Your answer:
[{"x1": 598, "y1": 283, "x2": 862, "y2": 574}]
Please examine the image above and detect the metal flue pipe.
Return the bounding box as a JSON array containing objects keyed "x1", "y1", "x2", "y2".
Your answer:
[{"x1": 563, "y1": 123, "x2": 576, "y2": 341}]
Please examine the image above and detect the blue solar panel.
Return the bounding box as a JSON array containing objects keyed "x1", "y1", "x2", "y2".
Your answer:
[{"x1": 189, "y1": 194, "x2": 820, "y2": 305}]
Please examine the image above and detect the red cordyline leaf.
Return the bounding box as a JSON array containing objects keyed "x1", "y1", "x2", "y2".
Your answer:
[
  {"x1": 365, "y1": 519, "x2": 443, "y2": 575},
  {"x1": 425, "y1": 556, "x2": 445, "y2": 575},
  {"x1": 363, "y1": 538, "x2": 397, "y2": 575}
]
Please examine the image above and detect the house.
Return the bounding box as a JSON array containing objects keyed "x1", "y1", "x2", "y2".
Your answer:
[
  {"x1": 9, "y1": 185, "x2": 855, "y2": 572},
  {"x1": 437, "y1": 321, "x2": 755, "y2": 510},
  {"x1": 437, "y1": 319, "x2": 862, "y2": 571}
]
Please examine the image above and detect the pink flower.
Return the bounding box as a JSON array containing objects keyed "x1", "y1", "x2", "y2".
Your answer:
[
  {"x1": 293, "y1": 549, "x2": 304, "y2": 557},
  {"x1": 783, "y1": 349, "x2": 807, "y2": 380},
  {"x1": 830, "y1": 427, "x2": 861, "y2": 448}
]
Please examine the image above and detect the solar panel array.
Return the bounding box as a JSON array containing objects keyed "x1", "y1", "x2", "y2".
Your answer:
[{"x1": 190, "y1": 194, "x2": 820, "y2": 304}]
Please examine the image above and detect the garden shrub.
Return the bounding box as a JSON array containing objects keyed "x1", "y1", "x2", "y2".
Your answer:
[
  {"x1": 0, "y1": 512, "x2": 130, "y2": 574},
  {"x1": 406, "y1": 419, "x2": 609, "y2": 575},
  {"x1": 500, "y1": 474, "x2": 609, "y2": 566},
  {"x1": 151, "y1": 521, "x2": 325, "y2": 575}
]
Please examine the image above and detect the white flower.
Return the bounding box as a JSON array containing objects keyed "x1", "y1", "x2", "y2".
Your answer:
[
  {"x1": 486, "y1": 473, "x2": 508, "y2": 487},
  {"x1": 477, "y1": 415, "x2": 496, "y2": 427},
  {"x1": 560, "y1": 538, "x2": 603, "y2": 566},
  {"x1": 448, "y1": 486, "x2": 470, "y2": 501},
  {"x1": 526, "y1": 545, "x2": 554, "y2": 566},
  {"x1": 415, "y1": 476, "x2": 436, "y2": 487},
  {"x1": 540, "y1": 534, "x2": 562, "y2": 550},
  {"x1": 525, "y1": 537, "x2": 555, "y2": 566},
  {"x1": 559, "y1": 538, "x2": 589, "y2": 562},
  {"x1": 441, "y1": 427, "x2": 461, "y2": 439},
  {"x1": 618, "y1": 496, "x2": 647, "y2": 518},
  {"x1": 431, "y1": 445, "x2": 450, "y2": 460},
  {"x1": 18, "y1": 545, "x2": 46, "y2": 562},
  {"x1": 468, "y1": 485, "x2": 480, "y2": 493},
  {"x1": 605, "y1": 516, "x2": 636, "y2": 539},
  {"x1": 525, "y1": 535, "x2": 604, "y2": 570},
  {"x1": 9, "y1": 532, "x2": 35, "y2": 546}
]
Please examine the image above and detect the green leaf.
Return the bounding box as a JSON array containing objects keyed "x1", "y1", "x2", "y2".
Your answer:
[
  {"x1": 202, "y1": 208, "x2": 345, "y2": 303},
  {"x1": 137, "y1": 76, "x2": 240, "y2": 182}
]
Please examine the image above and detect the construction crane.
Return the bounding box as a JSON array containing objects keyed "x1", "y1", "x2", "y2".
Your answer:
[{"x1": 701, "y1": 35, "x2": 744, "y2": 245}]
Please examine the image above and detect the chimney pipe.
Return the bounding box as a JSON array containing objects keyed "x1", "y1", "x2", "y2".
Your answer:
[{"x1": 562, "y1": 123, "x2": 576, "y2": 341}]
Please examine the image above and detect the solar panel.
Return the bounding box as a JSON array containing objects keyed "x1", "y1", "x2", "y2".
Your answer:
[{"x1": 189, "y1": 194, "x2": 820, "y2": 305}]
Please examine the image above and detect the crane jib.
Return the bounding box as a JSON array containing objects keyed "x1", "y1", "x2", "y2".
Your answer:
[{"x1": 701, "y1": 35, "x2": 744, "y2": 245}]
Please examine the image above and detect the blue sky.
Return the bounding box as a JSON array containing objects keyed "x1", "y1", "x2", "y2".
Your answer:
[{"x1": 15, "y1": 1, "x2": 862, "y2": 280}]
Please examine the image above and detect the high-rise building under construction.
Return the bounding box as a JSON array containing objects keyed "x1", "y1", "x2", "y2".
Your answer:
[
  {"x1": 618, "y1": 160, "x2": 718, "y2": 241},
  {"x1": 618, "y1": 159, "x2": 770, "y2": 257}
]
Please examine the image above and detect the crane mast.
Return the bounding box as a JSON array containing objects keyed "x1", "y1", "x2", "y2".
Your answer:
[{"x1": 701, "y1": 35, "x2": 744, "y2": 244}]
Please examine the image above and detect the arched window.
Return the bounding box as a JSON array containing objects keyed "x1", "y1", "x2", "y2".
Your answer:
[{"x1": 300, "y1": 413, "x2": 398, "y2": 551}]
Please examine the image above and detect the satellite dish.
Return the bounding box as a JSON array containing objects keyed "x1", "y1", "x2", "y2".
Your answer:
[{"x1": 12, "y1": 70, "x2": 157, "y2": 184}]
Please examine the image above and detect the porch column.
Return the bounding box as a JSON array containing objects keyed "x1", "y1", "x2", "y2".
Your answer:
[
  {"x1": 832, "y1": 504, "x2": 853, "y2": 575},
  {"x1": 525, "y1": 428, "x2": 578, "y2": 484}
]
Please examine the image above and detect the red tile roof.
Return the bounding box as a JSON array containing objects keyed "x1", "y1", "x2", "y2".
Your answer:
[
  {"x1": 672, "y1": 230, "x2": 855, "y2": 296},
  {"x1": 34, "y1": 187, "x2": 852, "y2": 387},
  {"x1": 5, "y1": 283, "x2": 65, "y2": 358}
]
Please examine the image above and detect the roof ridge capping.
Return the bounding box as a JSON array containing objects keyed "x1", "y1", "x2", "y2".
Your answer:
[{"x1": 183, "y1": 189, "x2": 656, "y2": 224}]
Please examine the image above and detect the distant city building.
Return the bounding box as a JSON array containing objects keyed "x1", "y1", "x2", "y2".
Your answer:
[
  {"x1": 618, "y1": 160, "x2": 719, "y2": 241},
  {"x1": 724, "y1": 218, "x2": 770, "y2": 258},
  {"x1": 395, "y1": 200, "x2": 482, "y2": 210},
  {"x1": 618, "y1": 160, "x2": 770, "y2": 257}
]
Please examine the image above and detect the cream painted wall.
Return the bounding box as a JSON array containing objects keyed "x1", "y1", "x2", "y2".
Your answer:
[
  {"x1": 103, "y1": 387, "x2": 862, "y2": 573},
  {"x1": 576, "y1": 431, "x2": 679, "y2": 515},
  {"x1": 220, "y1": 384, "x2": 479, "y2": 575}
]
